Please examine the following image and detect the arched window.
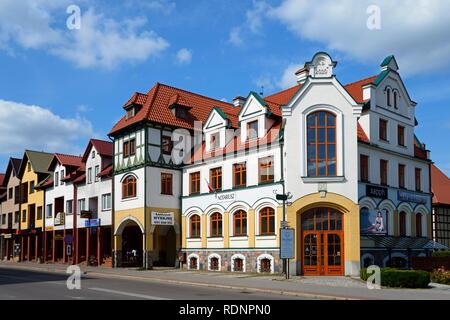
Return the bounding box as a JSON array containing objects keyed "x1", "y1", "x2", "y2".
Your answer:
[
  {"x1": 399, "y1": 211, "x2": 407, "y2": 236},
  {"x1": 210, "y1": 257, "x2": 219, "y2": 271},
  {"x1": 234, "y1": 258, "x2": 244, "y2": 272},
  {"x1": 210, "y1": 213, "x2": 223, "y2": 237},
  {"x1": 386, "y1": 88, "x2": 391, "y2": 107},
  {"x1": 122, "y1": 175, "x2": 137, "y2": 199},
  {"x1": 190, "y1": 215, "x2": 201, "y2": 238},
  {"x1": 233, "y1": 210, "x2": 247, "y2": 236},
  {"x1": 260, "y1": 207, "x2": 275, "y2": 235},
  {"x1": 189, "y1": 256, "x2": 198, "y2": 269},
  {"x1": 307, "y1": 111, "x2": 337, "y2": 177},
  {"x1": 393, "y1": 91, "x2": 398, "y2": 109},
  {"x1": 260, "y1": 258, "x2": 271, "y2": 273},
  {"x1": 416, "y1": 213, "x2": 422, "y2": 237}
]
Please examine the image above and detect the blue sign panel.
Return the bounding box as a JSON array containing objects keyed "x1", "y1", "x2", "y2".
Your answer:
[
  {"x1": 280, "y1": 228, "x2": 295, "y2": 259},
  {"x1": 397, "y1": 190, "x2": 428, "y2": 204},
  {"x1": 84, "y1": 219, "x2": 101, "y2": 228}
]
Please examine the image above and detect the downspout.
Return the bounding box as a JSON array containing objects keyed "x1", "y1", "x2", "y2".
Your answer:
[
  {"x1": 279, "y1": 118, "x2": 287, "y2": 278},
  {"x1": 73, "y1": 180, "x2": 77, "y2": 265},
  {"x1": 144, "y1": 126, "x2": 148, "y2": 269},
  {"x1": 108, "y1": 134, "x2": 116, "y2": 268}
]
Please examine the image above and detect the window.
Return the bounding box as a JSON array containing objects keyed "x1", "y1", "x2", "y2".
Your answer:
[
  {"x1": 189, "y1": 172, "x2": 200, "y2": 195},
  {"x1": 210, "y1": 133, "x2": 220, "y2": 150},
  {"x1": 55, "y1": 172, "x2": 59, "y2": 187},
  {"x1": 60, "y1": 170, "x2": 65, "y2": 185},
  {"x1": 8, "y1": 188, "x2": 12, "y2": 199},
  {"x1": 233, "y1": 210, "x2": 247, "y2": 236},
  {"x1": 92, "y1": 150, "x2": 96, "y2": 159},
  {"x1": 102, "y1": 194, "x2": 111, "y2": 211},
  {"x1": 94, "y1": 166, "x2": 100, "y2": 182},
  {"x1": 22, "y1": 210, "x2": 26, "y2": 222},
  {"x1": 14, "y1": 186, "x2": 19, "y2": 204},
  {"x1": 398, "y1": 164, "x2": 405, "y2": 189},
  {"x1": 162, "y1": 135, "x2": 173, "y2": 155},
  {"x1": 190, "y1": 215, "x2": 201, "y2": 238},
  {"x1": 415, "y1": 168, "x2": 422, "y2": 192},
  {"x1": 247, "y1": 120, "x2": 258, "y2": 140},
  {"x1": 416, "y1": 213, "x2": 423, "y2": 237},
  {"x1": 29, "y1": 181, "x2": 35, "y2": 194},
  {"x1": 233, "y1": 162, "x2": 246, "y2": 188},
  {"x1": 66, "y1": 200, "x2": 73, "y2": 215},
  {"x1": 394, "y1": 91, "x2": 398, "y2": 109},
  {"x1": 87, "y1": 168, "x2": 92, "y2": 184},
  {"x1": 234, "y1": 258, "x2": 244, "y2": 272},
  {"x1": 189, "y1": 257, "x2": 198, "y2": 270},
  {"x1": 260, "y1": 258, "x2": 272, "y2": 273},
  {"x1": 15, "y1": 212, "x2": 20, "y2": 223},
  {"x1": 210, "y1": 212, "x2": 223, "y2": 237},
  {"x1": 37, "y1": 206, "x2": 42, "y2": 220},
  {"x1": 210, "y1": 167, "x2": 222, "y2": 192},
  {"x1": 399, "y1": 211, "x2": 407, "y2": 236},
  {"x1": 210, "y1": 257, "x2": 219, "y2": 271},
  {"x1": 46, "y1": 204, "x2": 53, "y2": 219},
  {"x1": 126, "y1": 107, "x2": 135, "y2": 119},
  {"x1": 398, "y1": 125, "x2": 405, "y2": 146},
  {"x1": 386, "y1": 88, "x2": 391, "y2": 107},
  {"x1": 123, "y1": 139, "x2": 136, "y2": 158},
  {"x1": 360, "y1": 155, "x2": 369, "y2": 182},
  {"x1": 122, "y1": 175, "x2": 137, "y2": 199},
  {"x1": 77, "y1": 199, "x2": 85, "y2": 214},
  {"x1": 259, "y1": 156, "x2": 274, "y2": 184},
  {"x1": 260, "y1": 207, "x2": 275, "y2": 235},
  {"x1": 27, "y1": 162, "x2": 31, "y2": 172},
  {"x1": 380, "y1": 160, "x2": 388, "y2": 186},
  {"x1": 161, "y1": 173, "x2": 173, "y2": 195},
  {"x1": 307, "y1": 111, "x2": 337, "y2": 177},
  {"x1": 379, "y1": 119, "x2": 388, "y2": 141}
]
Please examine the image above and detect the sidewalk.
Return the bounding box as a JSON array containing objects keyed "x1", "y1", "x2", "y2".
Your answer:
[{"x1": 1, "y1": 261, "x2": 450, "y2": 300}]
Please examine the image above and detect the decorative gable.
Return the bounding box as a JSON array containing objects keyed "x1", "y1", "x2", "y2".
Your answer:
[
  {"x1": 238, "y1": 92, "x2": 268, "y2": 120},
  {"x1": 204, "y1": 107, "x2": 228, "y2": 130}
]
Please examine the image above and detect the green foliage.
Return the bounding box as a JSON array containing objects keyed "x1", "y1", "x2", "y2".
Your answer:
[
  {"x1": 432, "y1": 251, "x2": 450, "y2": 258},
  {"x1": 360, "y1": 268, "x2": 430, "y2": 288}
]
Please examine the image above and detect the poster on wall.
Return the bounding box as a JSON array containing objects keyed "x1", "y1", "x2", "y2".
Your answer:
[{"x1": 360, "y1": 207, "x2": 387, "y2": 235}]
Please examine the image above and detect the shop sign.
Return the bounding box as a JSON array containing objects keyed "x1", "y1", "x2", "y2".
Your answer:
[
  {"x1": 54, "y1": 234, "x2": 64, "y2": 241},
  {"x1": 280, "y1": 228, "x2": 295, "y2": 259},
  {"x1": 64, "y1": 235, "x2": 73, "y2": 244},
  {"x1": 80, "y1": 210, "x2": 92, "y2": 219},
  {"x1": 366, "y1": 185, "x2": 388, "y2": 199},
  {"x1": 45, "y1": 226, "x2": 54, "y2": 232},
  {"x1": 151, "y1": 212, "x2": 174, "y2": 226},
  {"x1": 4, "y1": 234, "x2": 12, "y2": 239},
  {"x1": 397, "y1": 190, "x2": 428, "y2": 204},
  {"x1": 214, "y1": 192, "x2": 235, "y2": 203},
  {"x1": 54, "y1": 212, "x2": 65, "y2": 226},
  {"x1": 84, "y1": 219, "x2": 100, "y2": 228}
]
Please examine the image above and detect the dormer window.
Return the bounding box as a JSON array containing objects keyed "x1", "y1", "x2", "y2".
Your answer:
[
  {"x1": 175, "y1": 107, "x2": 188, "y2": 119},
  {"x1": 126, "y1": 107, "x2": 135, "y2": 119},
  {"x1": 210, "y1": 132, "x2": 220, "y2": 150},
  {"x1": 247, "y1": 120, "x2": 258, "y2": 140}
]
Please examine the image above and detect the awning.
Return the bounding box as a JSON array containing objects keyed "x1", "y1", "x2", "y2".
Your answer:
[{"x1": 361, "y1": 235, "x2": 449, "y2": 250}]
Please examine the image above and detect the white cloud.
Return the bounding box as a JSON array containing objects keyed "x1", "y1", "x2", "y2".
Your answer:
[
  {"x1": 228, "y1": 27, "x2": 243, "y2": 46},
  {"x1": 0, "y1": 1, "x2": 169, "y2": 69},
  {"x1": 141, "y1": 0, "x2": 176, "y2": 15},
  {"x1": 175, "y1": 48, "x2": 193, "y2": 65},
  {"x1": 278, "y1": 63, "x2": 303, "y2": 89},
  {"x1": 269, "y1": 0, "x2": 450, "y2": 75},
  {"x1": 0, "y1": 99, "x2": 94, "y2": 156}
]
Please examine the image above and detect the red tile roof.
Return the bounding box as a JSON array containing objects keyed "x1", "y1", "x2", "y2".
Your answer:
[
  {"x1": 357, "y1": 123, "x2": 370, "y2": 143},
  {"x1": 0, "y1": 173, "x2": 5, "y2": 186},
  {"x1": 124, "y1": 92, "x2": 148, "y2": 108},
  {"x1": 431, "y1": 164, "x2": 450, "y2": 205},
  {"x1": 414, "y1": 143, "x2": 428, "y2": 160},
  {"x1": 82, "y1": 139, "x2": 113, "y2": 162},
  {"x1": 343, "y1": 76, "x2": 378, "y2": 103},
  {"x1": 73, "y1": 173, "x2": 86, "y2": 185},
  {"x1": 264, "y1": 84, "x2": 302, "y2": 106},
  {"x1": 97, "y1": 164, "x2": 112, "y2": 178}
]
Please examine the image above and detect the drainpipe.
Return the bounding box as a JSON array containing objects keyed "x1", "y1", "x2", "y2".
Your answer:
[
  {"x1": 144, "y1": 126, "x2": 148, "y2": 269},
  {"x1": 279, "y1": 118, "x2": 288, "y2": 279},
  {"x1": 108, "y1": 134, "x2": 116, "y2": 268},
  {"x1": 73, "y1": 181, "x2": 78, "y2": 265}
]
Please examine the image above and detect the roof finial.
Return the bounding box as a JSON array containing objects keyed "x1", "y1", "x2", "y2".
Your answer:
[{"x1": 259, "y1": 86, "x2": 264, "y2": 97}]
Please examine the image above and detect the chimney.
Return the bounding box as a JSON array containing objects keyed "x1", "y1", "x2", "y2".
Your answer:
[
  {"x1": 233, "y1": 96, "x2": 246, "y2": 107},
  {"x1": 295, "y1": 66, "x2": 309, "y2": 84}
]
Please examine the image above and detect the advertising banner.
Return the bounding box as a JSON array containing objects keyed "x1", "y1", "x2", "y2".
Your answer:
[{"x1": 360, "y1": 207, "x2": 387, "y2": 235}]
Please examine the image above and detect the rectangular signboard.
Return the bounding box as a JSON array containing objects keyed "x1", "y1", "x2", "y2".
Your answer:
[
  {"x1": 151, "y1": 212, "x2": 174, "y2": 226},
  {"x1": 366, "y1": 185, "x2": 388, "y2": 199},
  {"x1": 280, "y1": 228, "x2": 295, "y2": 259},
  {"x1": 84, "y1": 219, "x2": 101, "y2": 228},
  {"x1": 397, "y1": 190, "x2": 428, "y2": 204}
]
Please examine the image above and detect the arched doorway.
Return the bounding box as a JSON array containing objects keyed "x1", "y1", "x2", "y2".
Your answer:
[
  {"x1": 121, "y1": 222, "x2": 143, "y2": 267},
  {"x1": 153, "y1": 225, "x2": 177, "y2": 267},
  {"x1": 301, "y1": 207, "x2": 344, "y2": 276}
]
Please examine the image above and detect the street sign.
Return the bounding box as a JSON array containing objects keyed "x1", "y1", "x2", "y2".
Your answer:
[
  {"x1": 280, "y1": 228, "x2": 295, "y2": 259},
  {"x1": 276, "y1": 194, "x2": 288, "y2": 201},
  {"x1": 64, "y1": 235, "x2": 73, "y2": 244},
  {"x1": 66, "y1": 244, "x2": 72, "y2": 257}
]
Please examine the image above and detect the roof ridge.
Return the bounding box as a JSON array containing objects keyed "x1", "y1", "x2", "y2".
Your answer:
[
  {"x1": 90, "y1": 138, "x2": 111, "y2": 144},
  {"x1": 344, "y1": 75, "x2": 378, "y2": 87},
  {"x1": 144, "y1": 82, "x2": 161, "y2": 119},
  {"x1": 55, "y1": 152, "x2": 82, "y2": 158}
]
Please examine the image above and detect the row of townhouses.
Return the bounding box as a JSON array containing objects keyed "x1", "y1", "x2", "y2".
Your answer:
[{"x1": 0, "y1": 52, "x2": 448, "y2": 276}]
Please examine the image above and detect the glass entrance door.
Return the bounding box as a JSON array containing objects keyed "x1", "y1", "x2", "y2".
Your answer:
[{"x1": 301, "y1": 208, "x2": 344, "y2": 276}]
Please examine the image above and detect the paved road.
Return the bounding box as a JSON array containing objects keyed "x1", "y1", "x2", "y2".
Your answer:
[{"x1": 0, "y1": 267, "x2": 305, "y2": 300}]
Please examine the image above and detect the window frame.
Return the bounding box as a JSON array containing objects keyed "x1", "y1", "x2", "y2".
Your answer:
[
  {"x1": 379, "y1": 119, "x2": 388, "y2": 142},
  {"x1": 360, "y1": 154, "x2": 369, "y2": 182},
  {"x1": 161, "y1": 172, "x2": 173, "y2": 195},
  {"x1": 122, "y1": 175, "x2": 137, "y2": 199},
  {"x1": 210, "y1": 167, "x2": 222, "y2": 192},
  {"x1": 233, "y1": 210, "x2": 247, "y2": 236},
  {"x1": 247, "y1": 120, "x2": 258, "y2": 140},
  {"x1": 380, "y1": 159, "x2": 388, "y2": 186},
  {"x1": 398, "y1": 164, "x2": 406, "y2": 189},
  {"x1": 233, "y1": 162, "x2": 247, "y2": 189},
  {"x1": 189, "y1": 215, "x2": 201, "y2": 238},
  {"x1": 101, "y1": 193, "x2": 112, "y2": 211},
  {"x1": 415, "y1": 168, "x2": 422, "y2": 192},
  {"x1": 399, "y1": 211, "x2": 407, "y2": 236},
  {"x1": 189, "y1": 171, "x2": 200, "y2": 195},
  {"x1": 259, "y1": 156, "x2": 274, "y2": 184},
  {"x1": 210, "y1": 212, "x2": 223, "y2": 237},
  {"x1": 398, "y1": 125, "x2": 405, "y2": 146},
  {"x1": 259, "y1": 207, "x2": 275, "y2": 235},
  {"x1": 161, "y1": 135, "x2": 173, "y2": 155}
]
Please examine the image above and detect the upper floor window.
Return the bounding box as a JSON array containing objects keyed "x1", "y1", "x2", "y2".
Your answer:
[
  {"x1": 360, "y1": 155, "x2": 369, "y2": 182},
  {"x1": 8, "y1": 188, "x2": 13, "y2": 200},
  {"x1": 307, "y1": 111, "x2": 337, "y2": 177},
  {"x1": 55, "y1": 172, "x2": 59, "y2": 187},
  {"x1": 416, "y1": 213, "x2": 422, "y2": 237},
  {"x1": 189, "y1": 172, "x2": 200, "y2": 195},
  {"x1": 37, "y1": 206, "x2": 43, "y2": 220},
  {"x1": 162, "y1": 135, "x2": 173, "y2": 155},
  {"x1": 380, "y1": 159, "x2": 388, "y2": 186},
  {"x1": 386, "y1": 88, "x2": 391, "y2": 107},
  {"x1": 126, "y1": 107, "x2": 135, "y2": 119},
  {"x1": 122, "y1": 175, "x2": 137, "y2": 199},
  {"x1": 190, "y1": 215, "x2": 201, "y2": 238},
  {"x1": 260, "y1": 207, "x2": 275, "y2": 235},
  {"x1": 161, "y1": 173, "x2": 173, "y2": 195},
  {"x1": 233, "y1": 210, "x2": 247, "y2": 236},
  {"x1": 210, "y1": 133, "x2": 220, "y2": 150},
  {"x1": 210, "y1": 212, "x2": 223, "y2": 237},
  {"x1": 247, "y1": 120, "x2": 258, "y2": 140},
  {"x1": 29, "y1": 181, "x2": 35, "y2": 194},
  {"x1": 87, "y1": 168, "x2": 92, "y2": 184},
  {"x1": 92, "y1": 150, "x2": 96, "y2": 159},
  {"x1": 379, "y1": 119, "x2": 388, "y2": 141},
  {"x1": 94, "y1": 166, "x2": 100, "y2": 182},
  {"x1": 60, "y1": 170, "x2": 65, "y2": 185},
  {"x1": 415, "y1": 168, "x2": 422, "y2": 192},
  {"x1": 398, "y1": 164, "x2": 406, "y2": 189},
  {"x1": 398, "y1": 125, "x2": 405, "y2": 146},
  {"x1": 259, "y1": 156, "x2": 274, "y2": 184},
  {"x1": 66, "y1": 200, "x2": 73, "y2": 215},
  {"x1": 27, "y1": 162, "x2": 31, "y2": 172},
  {"x1": 123, "y1": 138, "x2": 136, "y2": 158},
  {"x1": 233, "y1": 162, "x2": 247, "y2": 188},
  {"x1": 46, "y1": 204, "x2": 53, "y2": 219},
  {"x1": 394, "y1": 91, "x2": 398, "y2": 109},
  {"x1": 210, "y1": 167, "x2": 222, "y2": 192},
  {"x1": 101, "y1": 194, "x2": 111, "y2": 211}
]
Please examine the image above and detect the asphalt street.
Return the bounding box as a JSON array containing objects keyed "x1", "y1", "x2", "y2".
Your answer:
[{"x1": 0, "y1": 266, "x2": 305, "y2": 300}]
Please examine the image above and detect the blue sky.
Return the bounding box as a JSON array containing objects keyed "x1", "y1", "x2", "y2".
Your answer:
[{"x1": 0, "y1": 0, "x2": 449, "y2": 175}]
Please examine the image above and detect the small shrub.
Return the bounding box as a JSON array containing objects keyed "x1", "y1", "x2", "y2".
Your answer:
[
  {"x1": 360, "y1": 268, "x2": 430, "y2": 288},
  {"x1": 432, "y1": 251, "x2": 450, "y2": 258},
  {"x1": 431, "y1": 268, "x2": 450, "y2": 285}
]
